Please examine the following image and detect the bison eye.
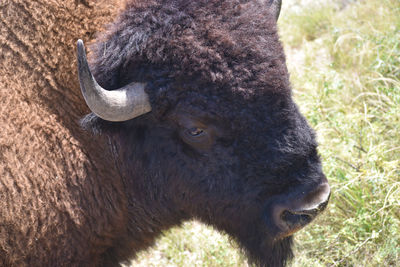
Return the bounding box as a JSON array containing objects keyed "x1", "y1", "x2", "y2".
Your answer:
[
  {"x1": 174, "y1": 115, "x2": 215, "y2": 151},
  {"x1": 180, "y1": 126, "x2": 213, "y2": 151},
  {"x1": 187, "y1": 127, "x2": 204, "y2": 137}
]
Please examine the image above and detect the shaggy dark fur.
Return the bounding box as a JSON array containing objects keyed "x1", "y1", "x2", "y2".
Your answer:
[{"x1": 81, "y1": 0, "x2": 327, "y2": 266}]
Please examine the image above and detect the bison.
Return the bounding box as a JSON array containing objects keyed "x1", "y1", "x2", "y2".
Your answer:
[{"x1": 0, "y1": 0, "x2": 330, "y2": 266}]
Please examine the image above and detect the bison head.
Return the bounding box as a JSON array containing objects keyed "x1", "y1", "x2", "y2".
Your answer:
[{"x1": 78, "y1": 0, "x2": 330, "y2": 266}]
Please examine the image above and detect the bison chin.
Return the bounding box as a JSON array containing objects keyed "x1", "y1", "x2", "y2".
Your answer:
[{"x1": 236, "y1": 225, "x2": 294, "y2": 267}]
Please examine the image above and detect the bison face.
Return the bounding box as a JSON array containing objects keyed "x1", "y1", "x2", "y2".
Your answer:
[
  {"x1": 156, "y1": 90, "x2": 329, "y2": 266},
  {"x1": 77, "y1": 0, "x2": 330, "y2": 265},
  {"x1": 80, "y1": 73, "x2": 329, "y2": 266}
]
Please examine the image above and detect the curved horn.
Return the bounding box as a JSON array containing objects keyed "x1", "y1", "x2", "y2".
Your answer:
[
  {"x1": 77, "y1": 39, "x2": 151, "y2": 122},
  {"x1": 267, "y1": 0, "x2": 282, "y2": 21}
]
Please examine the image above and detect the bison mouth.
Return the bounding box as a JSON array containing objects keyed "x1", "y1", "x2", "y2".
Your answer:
[
  {"x1": 272, "y1": 194, "x2": 330, "y2": 240},
  {"x1": 235, "y1": 181, "x2": 331, "y2": 266}
]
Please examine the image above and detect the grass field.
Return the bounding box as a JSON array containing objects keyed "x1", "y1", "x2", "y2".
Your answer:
[{"x1": 130, "y1": 0, "x2": 400, "y2": 266}]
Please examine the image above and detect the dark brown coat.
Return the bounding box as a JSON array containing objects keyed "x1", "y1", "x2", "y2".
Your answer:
[{"x1": 0, "y1": 1, "x2": 128, "y2": 266}]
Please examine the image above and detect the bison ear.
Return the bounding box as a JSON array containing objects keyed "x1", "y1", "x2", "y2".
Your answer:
[{"x1": 266, "y1": 0, "x2": 282, "y2": 21}]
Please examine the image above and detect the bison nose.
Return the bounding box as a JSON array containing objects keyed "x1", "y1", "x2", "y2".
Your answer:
[{"x1": 266, "y1": 182, "x2": 330, "y2": 240}]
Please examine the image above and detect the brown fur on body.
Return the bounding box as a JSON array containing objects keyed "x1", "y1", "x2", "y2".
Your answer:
[{"x1": 0, "y1": 1, "x2": 137, "y2": 266}]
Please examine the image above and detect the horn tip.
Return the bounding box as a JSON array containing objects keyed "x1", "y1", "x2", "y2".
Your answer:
[
  {"x1": 77, "y1": 39, "x2": 87, "y2": 61},
  {"x1": 77, "y1": 39, "x2": 85, "y2": 53}
]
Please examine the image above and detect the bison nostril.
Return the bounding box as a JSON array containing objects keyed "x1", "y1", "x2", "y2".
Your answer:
[
  {"x1": 316, "y1": 195, "x2": 330, "y2": 212},
  {"x1": 265, "y1": 183, "x2": 331, "y2": 240},
  {"x1": 281, "y1": 210, "x2": 314, "y2": 228},
  {"x1": 281, "y1": 193, "x2": 330, "y2": 229}
]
